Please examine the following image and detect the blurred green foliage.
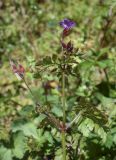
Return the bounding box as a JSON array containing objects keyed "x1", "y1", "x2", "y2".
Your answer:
[{"x1": 0, "y1": 0, "x2": 116, "y2": 160}]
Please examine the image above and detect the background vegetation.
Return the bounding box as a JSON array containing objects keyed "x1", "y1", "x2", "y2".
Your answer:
[{"x1": 0, "y1": 0, "x2": 116, "y2": 160}]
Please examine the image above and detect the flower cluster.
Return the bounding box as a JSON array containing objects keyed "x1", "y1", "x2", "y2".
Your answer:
[
  {"x1": 59, "y1": 19, "x2": 76, "y2": 53},
  {"x1": 10, "y1": 19, "x2": 75, "y2": 78}
]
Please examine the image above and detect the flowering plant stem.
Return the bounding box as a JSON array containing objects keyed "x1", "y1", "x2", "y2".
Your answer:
[
  {"x1": 23, "y1": 77, "x2": 34, "y2": 97},
  {"x1": 23, "y1": 77, "x2": 62, "y2": 130},
  {"x1": 62, "y1": 71, "x2": 66, "y2": 160}
]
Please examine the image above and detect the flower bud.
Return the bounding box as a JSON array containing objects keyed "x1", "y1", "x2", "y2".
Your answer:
[{"x1": 10, "y1": 59, "x2": 25, "y2": 80}]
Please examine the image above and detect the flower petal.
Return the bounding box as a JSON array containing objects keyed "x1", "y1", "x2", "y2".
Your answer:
[{"x1": 59, "y1": 19, "x2": 76, "y2": 29}]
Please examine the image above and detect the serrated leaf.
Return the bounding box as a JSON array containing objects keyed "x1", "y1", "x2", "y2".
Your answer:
[
  {"x1": 12, "y1": 119, "x2": 27, "y2": 132},
  {"x1": 104, "y1": 134, "x2": 113, "y2": 149},
  {"x1": 21, "y1": 123, "x2": 38, "y2": 139},
  {"x1": 43, "y1": 56, "x2": 52, "y2": 65},
  {"x1": 75, "y1": 98, "x2": 108, "y2": 127},
  {"x1": 96, "y1": 93, "x2": 114, "y2": 109},
  {"x1": 78, "y1": 122, "x2": 90, "y2": 137},
  {"x1": 34, "y1": 114, "x2": 46, "y2": 125},
  {"x1": 97, "y1": 127, "x2": 107, "y2": 142},
  {"x1": 0, "y1": 147, "x2": 12, "y2": 160},
  {"x1": 51, "y1": 106, "x2": 63, "y2": 117},
  {"x1": 86, "y1": 118, "x2": 94, "y2": 131},
  {"x1": 12, "y1": 120, "x2": 38, "y2": 139},
  {"x1": 19, "y1": 105, "x2": 34, "y2": 117},
  {"x1": 35, "y1": 129, "x2": 46, "y2": 147},
  {"x1": 44, "y1": 131, "x2": 53, "y2": 144},
  {"x1": 13, "y1": 132, "x2": 27, "y2": 159}
]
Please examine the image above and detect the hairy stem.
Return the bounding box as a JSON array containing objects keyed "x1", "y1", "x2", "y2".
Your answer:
[
  {"x1": 62, "y1": 72, "x2": 66, "y2": 123},
  {"x1": 62, "y1": 130, "x2": 66, "y2": 160},
  {"x1": 62, "y1": 71, "x2": 66, "y2": 160}
]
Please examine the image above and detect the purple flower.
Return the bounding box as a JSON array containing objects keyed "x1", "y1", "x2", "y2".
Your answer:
[{"x1": 59, "y1": 19, "x2": 76, "y2": 29}]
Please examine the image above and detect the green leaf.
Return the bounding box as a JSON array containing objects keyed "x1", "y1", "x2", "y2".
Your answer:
[
  {"x1": 19, "y1": 105, "x2": 34, "y2": 117},
  {"x1": 54, "y1": 149, "x2": 62, "y2": 160},
  {"x1": 21, "y1": 123, "x2": 39, "y2": 139},
  {"x1": 113, "y1": 134, "x2": 116, "y2": 144},
  {"x1": 52, "y1": 54, "x2": 58, "y2": 63},
  {"x1": 44, "y1": 131, "x2": 53, "y2": 144},
  {"x1": 12, "y1": 120, "x2": 39, "y2": 139},
  {"x1": 33, "y1": 72, "x2": 41, "y2": 79},
  {"x1": 96, "y1": 93, "x2": 114, "y2": 108},
  {"x1": 34, "y1": 114, "x2": 46, "y2": 126},
  {"x1": 104, "y1": 134, "x2": 113, "y2": 149},
  {"x1": 97, "y1": 59, "x2": 113, "y2": 69},
  {"x1": 0, "y1": 147, "x2": 12, "y2": 160},
  {"x1": 13, "y1": 132, "x2": 27, "y2": 159},
  {"x1": 51, "y1": 106, "x2": 63, "y2": 117},
  {"x1": 12, "y1": 119, "x2": 27, "y2": 132},
  {"x1": 79, "y1": 60, "x2": 94, "y2": 71},
  {"x1": 43, "y1": 56, "x2": 52, "y2": 65},
  {"x1": 78, "y1": 121, "x2": 90, "y2": 137},
  {"x1": 75, "y1": 98, "x2": 108, "y2": 126},
  {"x1": 85, "y1": 118, "x2": 94, "y2": 131},
  {"x1": 97, "y1": 127, "x2": 107, "y2": 142},
  {"x1": 36, "y1": 129, "x2": 46, "y2": 147},
  {"x1": 47, "y1": 95, "x2": 59, "y2": 105}
]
